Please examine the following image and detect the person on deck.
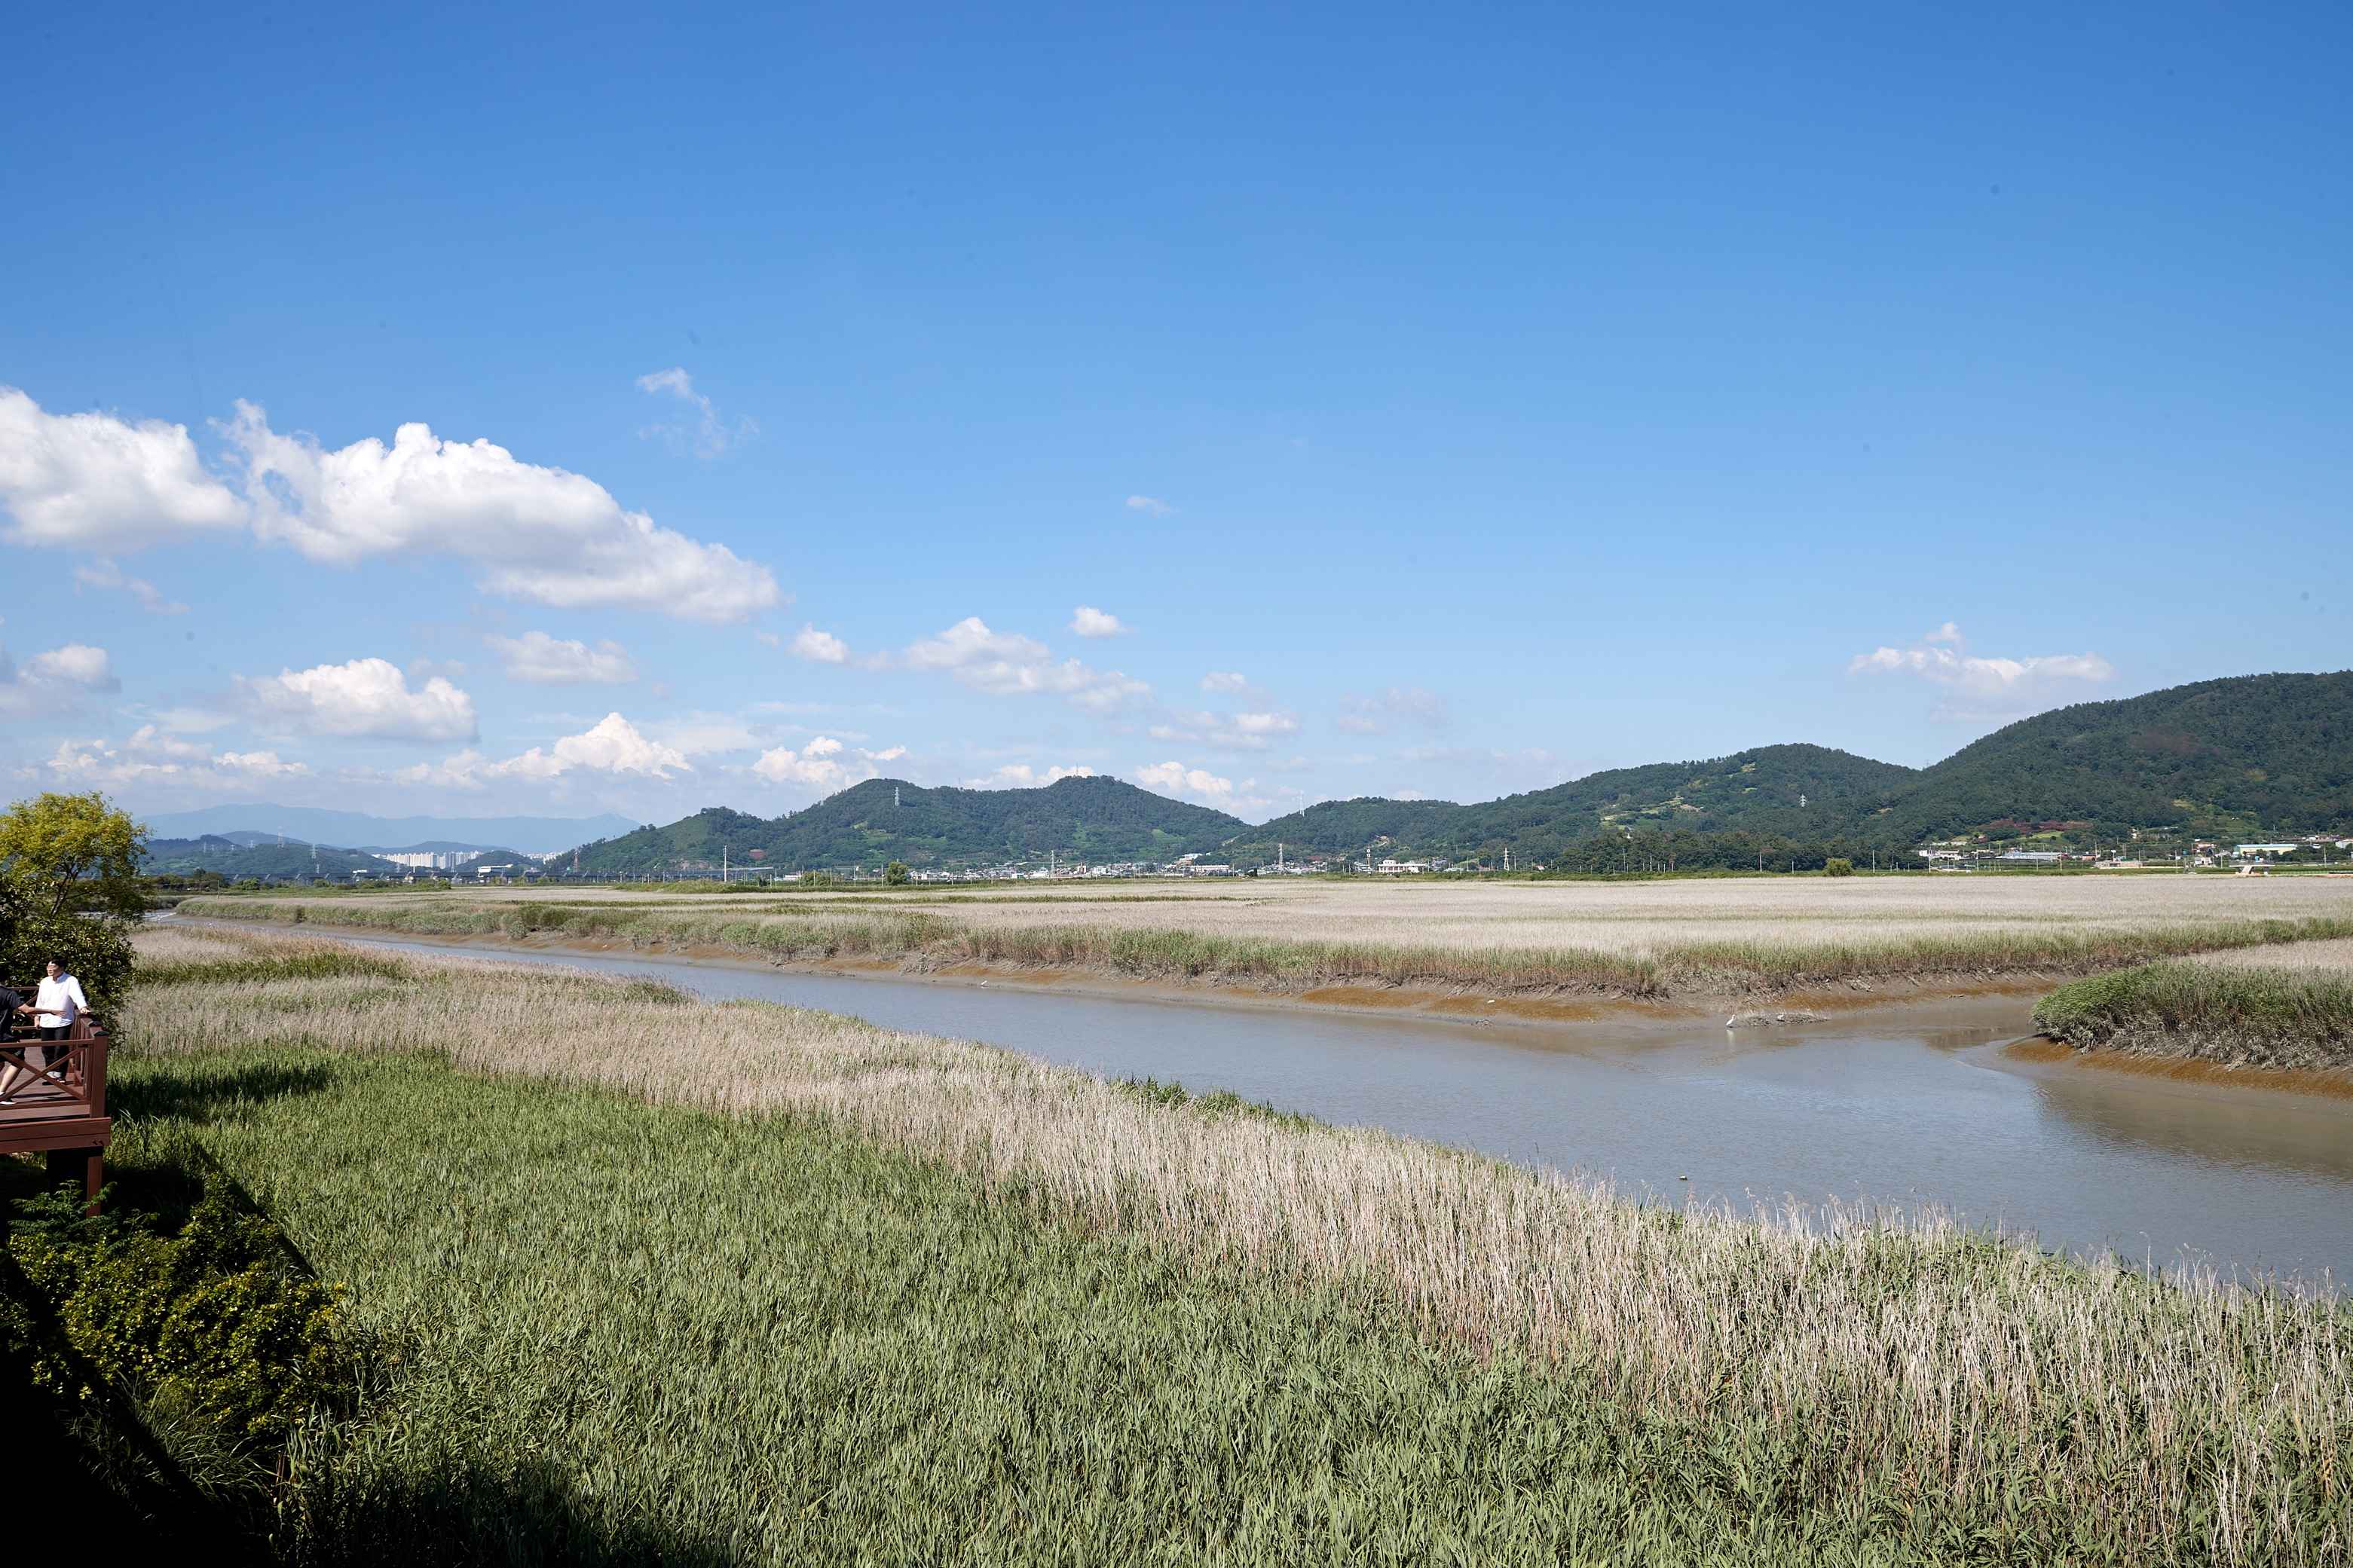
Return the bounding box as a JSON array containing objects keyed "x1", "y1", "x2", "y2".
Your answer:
[
  {"x1": 1, "y1": 961, "x2": 87, "y2": 1104},
  {"x1": 0, "y1": 983, "x2": 26, "y2": 1102}
]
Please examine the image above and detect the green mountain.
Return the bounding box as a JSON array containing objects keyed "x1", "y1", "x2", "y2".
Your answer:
[
  {"x1": 567, "y1": 672, "x2": 2351, "y2": 874},
  {"x1": 570, "y1": 776, "x2": 1246, "y2": 875},
  {"x1": 142, "y1": 835, "x2": 402, "y2": 880},
  {"x1": 1229, "y1": 744, "x2": 1911, "y2": 863},
  {"x1": 1874, "y1": 672, "x2": 2353, "y2": 842}
]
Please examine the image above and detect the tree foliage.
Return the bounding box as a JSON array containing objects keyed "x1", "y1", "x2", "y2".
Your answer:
[
  {"x1": 0, "y1": 791, "x2": 146, "y2": 919},
  {"x1": 0, "y1": 793, "x2": 145, "y2": 1004}
]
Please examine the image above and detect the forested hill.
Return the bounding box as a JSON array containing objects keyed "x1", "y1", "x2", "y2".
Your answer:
[
  {"x1": 562, "y1": 671, "x2": 2351, "y2": 873},
  {"x1": 1875, "y1": 671, "x2": 2353, "y2": 843},
  {"x1": 568, "y1": 775, "x2": 1246, "y2": 874},
  {"x1": 142, "y1": 836, "x2": 403, "y2": 879},
  {"x1": 1227, "y1": 744, "x2": 1912, "y2": 863}
]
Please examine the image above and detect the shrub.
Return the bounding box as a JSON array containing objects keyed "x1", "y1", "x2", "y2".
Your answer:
[
  {"x1": 9, "y1": 1184, "x2": 369, "y2": 1443},
  {"x1": 1824, "y1": 858, "x2": 1855, "y2": 877}
]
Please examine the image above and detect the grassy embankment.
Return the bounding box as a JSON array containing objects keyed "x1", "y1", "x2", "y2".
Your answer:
[
  {"x1": 176, "y1": 893, "x2": 2353, "y2": 1000},
  {"x1": 25, "y1": 924, "x2": 2350, "y2": 1563},
  {"x1": 2036, "y1": 960, "x2": 2353, "y2": 1071}
]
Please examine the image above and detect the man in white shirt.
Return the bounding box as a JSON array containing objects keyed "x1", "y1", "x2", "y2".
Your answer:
[{"x1": 2, "y1": 959, "x2": 88, "y2": 1103}]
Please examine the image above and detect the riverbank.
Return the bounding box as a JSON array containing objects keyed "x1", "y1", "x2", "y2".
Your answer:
[
  {"x1": 54, "y1": 923, "x2": 2352, "y2": 1564},
  {"x1": 173, "y1": 888, "x2": 2353, "y2": 1009},
  {"x1": 2033, "y1": 958, "x2": 2353, "y2": 1074}
]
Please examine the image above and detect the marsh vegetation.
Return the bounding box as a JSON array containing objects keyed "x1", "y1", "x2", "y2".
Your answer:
[
  {"x1": 27, "y1": 924, "x2": 2348, "y2": 1563},
  {"x1": 182, "y1": 875, "x2": 2353, "y2": 1001}
]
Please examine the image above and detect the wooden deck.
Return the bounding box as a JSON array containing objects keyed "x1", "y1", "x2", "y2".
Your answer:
[{"x1": 0, "y1": 1016, "x2": 113, "y2": 1210}]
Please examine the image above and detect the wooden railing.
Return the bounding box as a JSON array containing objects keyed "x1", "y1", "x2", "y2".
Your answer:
[
  {"x1": 0, "y1": 1014, "x2": 109, "y2": 1117},
  {"x1": 1, "y1": 1003, "x2": 114, "y2": 1212}
]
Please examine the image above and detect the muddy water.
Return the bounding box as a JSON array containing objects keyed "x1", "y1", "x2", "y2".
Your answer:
[{"x1": 288, "y1": 928, "x2": 2353, "y2": 1285}]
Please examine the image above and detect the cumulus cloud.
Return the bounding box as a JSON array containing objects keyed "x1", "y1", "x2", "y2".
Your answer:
[
  {"x1": 240, "y1": 657, "x2": 478, "y2": 741},
  {"x1": 635, "y1": 367, "x2": 756, "y2": 459},
  {"x1": 487, "y1": 631, "x2": 638, "y2": 686},
  {"x1": 23, "y1": 644, "x2": 118, "y2": 692},
  {"x1": 0, "y1": 389, "x2": 246, "y2": 549},
  {"x1": 74, "y1": 558, "x2": 188, "y2": 615},
  {"x1": 223, "y1": 402, "x2": 780, "y2": 623},
  {"x1": 1336, "y1": 686, "x2": 1449, "y2": 735},
  {"x1": 1201, "y1": 671, "x2": 1252, "y2": 694},
  {"x1": 750, "y1": 734, "x2": 879, "y2": 792},
  {"x1": 1124, "y1": 495, "x2": 1174, "y2": 516},
  {"x1": 1849, "y1": 624, "x2": 2114, "y2": 720},
  {"x1": 2, "y1": 391, "x2": 780, "y2": 622},
  {"x1": 1069, "y1": 605, "x2": 1128, "y2": 638},
  {"x1": 28, "y1": 734, "x2": 309, "y2": 791},
  {"x1": 901, "y1": 617, "x2": 1150, "y2": 711},
  {"x1": 1133, "y1": 760, "x2": 1235, "y2": 803},
  {"x1": 1149, "y1": 708, "x2": 1300, "y2": 752},
  {"x1": 492, "y1": 713, "x2": 692, "y2": 781},
  {"x1": 789, "y1": 625, "x2": 849, "y2": 663},
  {"x1": 0, "y1": 641, "x2": 121, "y2": 715}
]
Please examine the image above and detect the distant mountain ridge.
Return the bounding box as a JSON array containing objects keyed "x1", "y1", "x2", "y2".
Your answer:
[
  {"x1": 562, "y1": 672, "x2": 2353, "y2": 873},
  {"x1": 139, "y1": 805, "x2": 638, "y2": 854},
  {"x1": 570, "y1": 776, "x2": 1244, "y2": 876}
]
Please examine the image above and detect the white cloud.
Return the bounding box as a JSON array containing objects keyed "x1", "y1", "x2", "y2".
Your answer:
[
  {"x1": 789, "y1": 625, "x2": 849, "y2": 663},
  {"x1": 901, "y1": 616, "x2": 1150, "y2": 711},
  {"x1": 1124, "y1": 495, "x2": 1174, "y2": 516},
  {"x1": 1848, "y1": 625, "x2": 2114, "y2": 719},
  {"x1": 23, "y1": 644, "x2": 119, "y2": 692},
  {"x1": 240, "y1": 656, "x2": 478, "y2": 741},
  {"x1": 1133, "y1": 760, "x2": 1235, "y2": 803},
  {"x1": 968, "y1": 763, "x2": 1095, "y2": 788},
  {"x1": 3, "y1": 390, "x2": 781, "y2": 622},
  {"x1": 27, "y1": 734, "x2": 309, "y2": 791},
  {"x1": 74, "y1": 558, "x2": 188, "y2": 615},
  {"x1": 0, "y1": 389, "x2": 246, "y2": 549},
  {"x1": 487, "y1": 631, "x2": 638, "y2": 686},
  {"x1": 1201, "y1": 671, "x2": 1252, "y2": 693},
  {"x1": 751, "y1": 734, "x2": 878, "y2": 792},
  {"x1": 1149, "y1": 708, "x2": 1300, "y2": 752},
  {"x1": 635, "y1": 367, "x2": 755, "y2": 459},
  {"x1": 1069, "y1": 605, "x2": 1128, "y2": 638},
  {"x1": 1336, "y1": 686, "x2": 1450, "y2": 735},
  {"x1": 864, "y1": 745, "x2": 907, "y2": 763},
  {"x1": 223, "y1": 401, "x2": 779, "y2": 622},
  {"x1": 0, "y1": 641, "x2": 121, "y2": 717},
  {"x1": 496, "y1": 713, "x2": 690, "y2": 780}
]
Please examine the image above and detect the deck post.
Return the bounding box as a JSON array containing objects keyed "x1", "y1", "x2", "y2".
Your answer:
[{"x1": 44, "y1": 1145, "x2": 103, "y2": 1215}]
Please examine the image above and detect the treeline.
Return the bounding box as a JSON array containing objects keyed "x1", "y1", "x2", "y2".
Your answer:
[{"x1": 1534, "y1": 830, "x2": 1926, "y2": 876}]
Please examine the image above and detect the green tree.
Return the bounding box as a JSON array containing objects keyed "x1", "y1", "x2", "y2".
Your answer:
[
  {"x1": 884, "y1": 860, "x2": 911, "y2": 885},
  {"x1": 1824, "y1": 857, "x2": 1855, "y2": 877},
  {"x1": 0, "y1": 791, "x2": 146, "y2": 919},
  {"x1": 0, "y1": 792, "x2": 145, "y2": 1005}
]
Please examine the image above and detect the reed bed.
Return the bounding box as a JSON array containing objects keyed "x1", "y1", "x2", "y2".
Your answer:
[
  {"x1": 119, "y1": 926, "x2": 2353, "y2": 1564},
  {"x1": 2037, "y1": 960, "x2": 2353, "y2": 1071},
  {"x1": 179, "y1": 885, "x2": 2353, "y2": 999}
]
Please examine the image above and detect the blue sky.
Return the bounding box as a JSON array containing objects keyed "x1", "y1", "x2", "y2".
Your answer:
[{"x1": 3, "y1": 2, "x2": 2346, "y2": 827}]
